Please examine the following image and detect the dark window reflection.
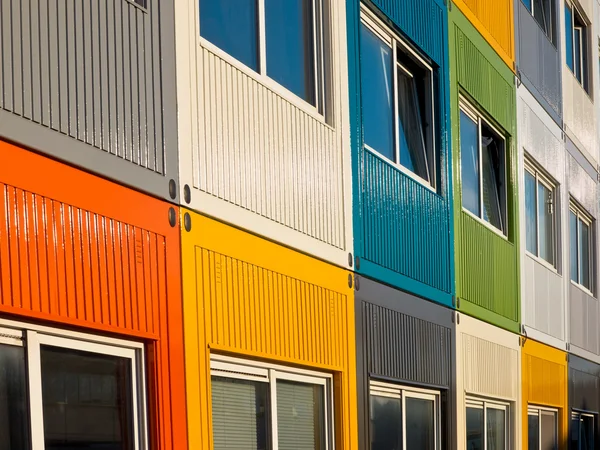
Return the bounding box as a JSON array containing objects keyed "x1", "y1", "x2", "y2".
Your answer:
[
  {"x1": 405, "y1": 397, "x2": 435, "y2": 450},
  {"x1": 0, "y1": 343, "x2": 30, "y2": 450},
  {"x1": 370, "y1": 395, "x2": 402, "y2": 450},
  {"x1": 529, "y1": 414, "x2": 540, "y2": 450},
  {"x1": 466, "y1": 407, "x2": 483, "y2": 450},
  {"x1": 40, "y1": 346, "x2": 134, "y2": 450}
]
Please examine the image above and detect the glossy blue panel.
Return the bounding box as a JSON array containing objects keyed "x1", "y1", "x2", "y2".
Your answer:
[{"x1": 346, "y1": 0, "x2": 453, "y2": 305}]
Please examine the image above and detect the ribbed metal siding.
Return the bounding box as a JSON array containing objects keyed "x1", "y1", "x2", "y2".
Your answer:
[
  {"x1": 369, "y1": 0, "x2": 444, "y2": 65},
  {"x1": 524, "y1": 354, "x2": 567, "y2": 407},
  {"x1": 563, "y1": 76, "x2": 596, "y2": 160},
  {"x1": 570, "y1": 284, "x2": 600, "y2": 356},
  {"x1": 0, "y1": 0, "x2": 167, "y2": 173},
  {"x1": 516, "y1": 2, "x2": 561, "y2": 118},
  {"x1": 195, "y1": 47, "x2": 344, "y2": 248},
  {"x1": 361, "y1": 152, "x2": 451, "y2": 293},
  {"x1": 363, "y1": 302, "x2": 452, "y2": 387},
  {"x1": 569, "y1": 358, "x2": 600, "y2": 413}
]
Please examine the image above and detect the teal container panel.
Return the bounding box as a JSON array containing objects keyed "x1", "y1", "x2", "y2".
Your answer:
[{"x1": 450, "y1": 7, "x2": 520, "y2": 332}]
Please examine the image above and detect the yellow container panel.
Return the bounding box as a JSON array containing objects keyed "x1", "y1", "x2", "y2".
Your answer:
[
  {"x1": 180, "y1": 209, "x2": 358, "y2": 450},
  {"x1": 521, "y1": 339, "x2": 568, "y2": 449},
  {"x1": 452, "y1": 0, "x2": 515, "y2": 70}
]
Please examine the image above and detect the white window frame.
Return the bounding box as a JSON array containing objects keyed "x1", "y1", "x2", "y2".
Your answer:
[
  {"x1": 569, "y1": 201, "x2": 594, "y2": 295},
  {"x1": 197, "y1": 0, "x2": 327, "y2": 122},
  {"x1": 465, "y1": 397, "x2": 510, "y2": 450},
  {"x1": 369, "y1": 380, "x2": 441, "y2": 450},
  {"x1": 459, "y1": 98, "x2": 509, "y2": 238},
  {"x1": 524, "y1": 159, "x2": 558, "y2": 271},
  {"x1": 565, "y1": 2, "x2": 589, "y2": 92},
  {"x1": 0, "y1": 318, "x2": 148, "y2": 450},
  {"x1": 210, "y1": 354, "x2": 334, "y2": 450},
  {"x1": 528, "y1": 405, "x2": 558, "y2": 450},
  {"x1": 571, "y1": 410, "x2": 595, "y2": 450},
  {"x1": 360, "y1": 5, "x2": 437, "y2": 192}
]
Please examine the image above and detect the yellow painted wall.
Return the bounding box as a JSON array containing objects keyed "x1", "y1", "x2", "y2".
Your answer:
[
  {"x1": 452, "y1": 0, "x2": 515, "y2": 70},
  {"x1": 180, "y1": 209, "x2": 358, "y2": 450},
  {"x1": 522, "y1": 339, "x2": 568, "y2": 449}
]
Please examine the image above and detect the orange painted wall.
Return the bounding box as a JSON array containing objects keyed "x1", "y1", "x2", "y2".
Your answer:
[{"x1": 0, "y1": 140, "x2": 187, "y2": 450}]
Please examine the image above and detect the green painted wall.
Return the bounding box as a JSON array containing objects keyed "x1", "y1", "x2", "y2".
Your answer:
[{"x1": 449, "y1": 4, "x2": 520, "y2": 333}]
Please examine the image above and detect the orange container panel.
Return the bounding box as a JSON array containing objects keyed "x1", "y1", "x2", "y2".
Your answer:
[
  {"x1": 181, "y1": 209, "x2": 358, "y2": 450},
  {"x1": 0, "y1": 140, "x2": 186, "y2": 450},
  {"x1": 452, "y1": 0, "x2": 515, "y2": 70},
  {"x1": 522, "y1": 339, "x2": 568, "y2": 449}
]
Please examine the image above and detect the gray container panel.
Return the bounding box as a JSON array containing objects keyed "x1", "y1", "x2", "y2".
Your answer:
[
  {"x1": 0, "y1": 0, "x2": 178, "y2": 201},
  {"x1": 516, "y1": 1, "x2": 562, "y2": 121},
  {"x1": 569, "y1": 355, "x2": 600, "y2": 413}
]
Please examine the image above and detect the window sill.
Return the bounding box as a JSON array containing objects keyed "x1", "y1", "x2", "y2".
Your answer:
[
  {"x1": 364, "y1": 145, "x2": 439, "y2": 196},
  {"x1": 198, "y1": 37, "x2": 334, "y2": 128},
  {"x1": 570, "y1": 280, "x2": 595, "y2": 298},
  {"x1": 461, "y1": 208, "x2": 509, "y2": 241},
  {"x1": 525, "y1": 251, "x2": 559, "y2": 275}
]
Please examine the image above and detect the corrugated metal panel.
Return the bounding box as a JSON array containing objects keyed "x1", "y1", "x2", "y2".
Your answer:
[
  {"x1": 563, "y1": 75, "x2": 597, "y2": 163},
  {"x1": 0, "y1": 0, "x2": 169, "y2": 175},
  {"x1": 363, "y1": 302, "x2": 451, "y2": 387},
  {"x1": 180, "y1": 210, "x2": 357, "y2": 450},
  {"x1": 516, "y1": 3, "x2": 561, "y2": 118},
  {"x1": 361, "y1": 152, "x2": 451, "y2": 294},
  {"x1": 0, "y1": 140, "x2": 187, "y2": 450},
  {"x1": 452, "y1": 0, "x2": 515, "y2": 70},
  {"x1": 461, "y1": 333, "x2": 518, "y2": 399},
  {"x1": 569, "y1": 356, "x2": 600, "y2": 412},
  {"x1": 194, "y1": 46, "x2": 344, "y2": 249},
  {"x1": 570, "y1": 284, "x2": 600, "y2": 356},
  {"x1": 368, "y1": 0, "x2": 445, "y2": 65},
  {"x1": 567, "y1": 154, "x2": 597, "y2": 217}
]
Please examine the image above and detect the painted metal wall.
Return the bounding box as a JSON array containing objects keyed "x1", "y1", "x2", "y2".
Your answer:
[
  {"x1": 569, "y1": 355, "x2": 600, "y2": 416},
  {"x1": 451, "y1": 0, "x2": 515, "y2": 70},
  {"x1": 0, "y1": 0, "x2": 178, "y2": 201},
  {"x1": 0, "y1": 140, "x2": 187, "y2": 450},
  {"x1": 521, "y1": 339, "x2": 568, "y2": 449},
  {"x1": 517, "y1": 86, "x2": 567, "y2": 350},
  {"x1": 450, "y1": 6, "x2": 520, "y2": 332},
  {"x1": 175, "y1": 0, "x2": 353, "y2": 268},
  {"x1": 180, "y1": 210, "x2": 358, "y2": 450},
  {"x1": 346, "y1": 0, "x2": 454, "y2": 306},
  {"x1": 560, "y1": 0, "x2": 598, "y2": 165},
  {"x1": 515, "y1": 0, "x2": 562, "y2": 123},
  {"x1": 354, "y1": 276, "x2": 454, "y2": 450},
  {"x1": 455, "y1": 314, "x2": 521, "y2": 449}
]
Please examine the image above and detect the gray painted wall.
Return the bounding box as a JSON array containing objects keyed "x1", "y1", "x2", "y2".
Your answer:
[
  {"x1": 515, "y1": 0, "x2": 562, "y2": 123},
  {"x1": 0, "y1": 0, "x2": 178, "y2": 201},
  {"x1": 355, "y1": 276, "x2": 455, "y2": 450}
]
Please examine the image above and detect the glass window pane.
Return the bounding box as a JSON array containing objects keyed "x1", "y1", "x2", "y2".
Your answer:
[
  {"x1": 200, "y1": 0, "x2": 259, "y2": 71},
  {"x1": 574, "y1": 28, "x2": 582, "y2": 82},
  {"x1": 405, "y1": 397, "x2": 435, "y2": 450},
  {"x1": 0, "y1": 344, "x2": 30, "y2": 450},
  {"x1": 565, "y1": 5, "x2": 574, "y2": 71},
  {"x1": 533, "y1": 0, "x2": 549, "y2": 35},
  {"x1": 538, "y1": 182, "x2": 554, "y2": 264},
  {"x1": 581, "y1": 415, "x2": 594, "y2": 450},
  {"x1": 277, "y1": 380, "x2": 325, "y2": 450},
  {"x1": 528, "y1": 413, "x2": 540, "y2": 450},
  {"x1": 466, "y1": 406, "x2": 484, "y2": 450},
  {"x1": 486, "y1": 407, "x2": 506, "y2": 450},
  {"x1": 460, "y1": 111, "x2": 480, "y2": 217},
  {"x1": 541, "y1": 411, "x2": 557, "y2": 450},
  {"x1": 212, "y1": 376, "x2": 268, "y2": 450},
  {"x1": 579, "y1": 219, "x2": 590, "y2": 290},
  {"x1": 41, "y1": 346, "x2": 135, "y2": 450},
  {"x1": 571, "y1": 415, "x2": 581, "y2": 449},
  {"x1": 265, "y1": 0, "x2": 316, "y2": 104},
  {"x1": 397, "y1": 67, "x2": 430, "y2": 182},
  {"x1": 481, "y1": 125, "x2": 505, "y2": 232},
  {"x1": 360, "y1": 25, "x2": 395, "y2": 162},
  {"x1": 570, "y1": 211, "x2": 579, "y2": 282},
  {"x1": 525, "y1": 171, "x2": 538, "y2": 255},
  {"x1": 522, "y1": 0, "x2": 532, "y2": 12},
  {"x1": 370, "y1": 394, "x2": 402, "y2": 450}
]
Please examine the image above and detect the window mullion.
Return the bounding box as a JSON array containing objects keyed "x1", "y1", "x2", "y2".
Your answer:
[
  {"x1": 270, "y1": 369, "x2": 279, "y2": 450},
  {"x1": 401, "y1": 392, "x2": 407, "y2": 450},
  {"x1": 258, "y1": 0, "x2": 267, "y2": 75},
  {"x1": 26, "y1": 330, "x2": 45, "y2": 450},
  {"x1": 483, "y1": 402, "x2": 488, "y2": 450}
]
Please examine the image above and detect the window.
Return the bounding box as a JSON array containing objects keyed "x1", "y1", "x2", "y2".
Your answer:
[
  {"x1": 370, "y1": 380, "x2": 439, "y2": 450},
  {"x1": 0, "y1": 322, "x2": 147, "y2": 450},
  {"x1": 571, "y1": 412, "x2": 595, "y2": 450},
  {"x1": 522, "y1": 0, "x2": 555, "y2": 42},
  {"x1": 199, "y1": 0, "x2": 326, "y2": 112},
  {"x1": 528, "y1": 407, "x2": 557, "y2": 450},
  {"x1": 460, "y1": 100, "x2": 508, "y2": 235},
  {"x1": 466, "y1": 398, "x2": 508, "y2": 450},
  {"x1": 524, "y1": 161, "x2": 557, "y2": 267},
  {"x1": 360, "y1": 9, "x2": 437, "y2": 189},
  {"x1": 210, "y1": 356, "x2": 332, "y2": 450},
  {"x1": 565, "y1": 3, "x2": 589, "y2": 91},
  {"x1": 569, "y1": 202, "x2": 593, "y2": 292}
]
